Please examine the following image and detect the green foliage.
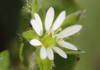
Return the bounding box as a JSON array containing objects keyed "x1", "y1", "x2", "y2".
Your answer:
[
  {"x1": 55, "y1": 55, "x2": 80, "y2": 70},
  {"x1": 21, "y1": 0, "x2": 33, "y2": 19},
  {"x1": 0, "y1": 51, "x2": 11, "y2": 70}
]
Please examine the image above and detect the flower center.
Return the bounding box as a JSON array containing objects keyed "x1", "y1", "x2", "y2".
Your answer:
[{"x1": 41, "y1": 33, "x2": 56, "y2": 47}]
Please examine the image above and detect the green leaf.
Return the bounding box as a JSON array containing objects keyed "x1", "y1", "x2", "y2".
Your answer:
[
  {"x1": 22, "y1": 30, "x2": 38, "y2": 40},
  {"x1": 62, "y1": 11, "x2": 81, "y2": 28},
  {"x1": 32, "y1": 0, "x2": 40, "y2": 15},
  {"x1": 55, "y1": 55, "x2": 80, "y2": 70},
  {"x1": 0, "y1": 51, "x2": 11, "y2": 70},
  {"x1": 36, "y1": 47, "x2": 54, "y2": 70}
]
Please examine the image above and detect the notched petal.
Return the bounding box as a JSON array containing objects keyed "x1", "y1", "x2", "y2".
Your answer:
[
  {"x1": 47, "y1": 48, "x2": 54, "y2": 60},
  {"x1": 29, "y1": 39, "x2": 42, "y2": 46},
  {"x1": 40, "y1": 46, "x2": 47, "y2": 59},
  {"x1": 51, "y1": 11, "x2": 66, "y2": 32},
  {"x1": 56, "y1": 25, "x2": 82, "y2": 38},
  {"x1": 57, "y1": 41, "x2": 78, "y2": 50},
  {"x1": 34, "y1": 13, "x2": 43, "y2": 36},
  {"x1": 53, "y1": 47, "x2": 67, "y2": 59},
  {"x1": 45, "y1": 7, "x2": 55, "y2": 32}
]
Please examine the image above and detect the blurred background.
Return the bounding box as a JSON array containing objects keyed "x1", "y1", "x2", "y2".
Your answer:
[
  {"x1": 0, "y1": 0, "x2": 100, "y2": 70},
  {"x1": 75, "y1": 0, "x2": 100, "y2": 70}
]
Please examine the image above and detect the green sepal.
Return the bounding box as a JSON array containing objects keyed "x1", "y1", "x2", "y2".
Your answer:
[
  {"x1": 58, "y1": 45, "x2": 85, "y2": 55},
  {"x1": 62, "y1": 11, "x2": 82, "y2": 28},
  {"x1": 65, "y1": 50, "x2": 85, "y2": 55},
  {"x1": 36, "y1": 47, "x2": 54, "y2": 70},
  {"x1": 22, "y1": 30, "x2": 38, "y2": 40}
]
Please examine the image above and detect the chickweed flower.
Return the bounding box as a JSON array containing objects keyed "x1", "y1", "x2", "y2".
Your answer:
[{"x1": 29, "y1": 7, "x2": 82, "y2": 60}]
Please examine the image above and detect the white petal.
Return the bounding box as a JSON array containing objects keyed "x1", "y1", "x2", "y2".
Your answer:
[
  {"x1": 30, "y1": 19, "x2": 41, "y2": 36},
  {"x1": 29, "y1": 39, "x2": 42, "y2": 46},
  {"x1": 57, "y1": 41, "x2": 78, "y2": 50},
  {"x1": 47, "y1": 48, "x2": 54, "y2": 60},
  {"x1": 34, "y1": 13, "x2": 43, "y2": 36},
  {"x1": 51, "y1": 11, "x2": 66, "y2": 32},
  {"x1": 45, "y1": 7, "x2": 54, "y2": 32},
  {"x1": 53, "y1": 47, "x2": 67, "y2": 59},
  {"x1": 40, "y1": 46, "x2": 47, "y2": 59},
  {"x1": 56, "y1": 25, "x2": 82, "y2": 38}
]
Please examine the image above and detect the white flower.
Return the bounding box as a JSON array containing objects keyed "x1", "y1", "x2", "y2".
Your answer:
[{"x1": 29, "y1": 7, "x2": 82, "y2": 60}]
